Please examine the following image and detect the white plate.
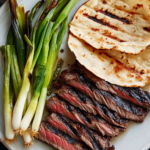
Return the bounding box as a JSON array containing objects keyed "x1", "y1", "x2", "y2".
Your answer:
[{"x1": 0, "y1": 0, "x2": 150, "y2": 150}]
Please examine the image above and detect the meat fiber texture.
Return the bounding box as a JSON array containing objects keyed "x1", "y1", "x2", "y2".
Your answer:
[
  {"x1": 56, "y1": 67, "x2": 148, "y2": 122},
  {"x1": 38, "y1": 122, "x2": 89, "y2": 150},
  {"x1": 55, "y1": 84, "x2": 148, "y2": 122},
  {"x1": 46, "y1": 113, "x2": 114, "y2": 150},
  {"x1": 93, "y1": 88, "x2": 148, "y2": 122},
  {"x1": 46, "y1": 97, "x2": 128, "y2": 130},
  {"x1": 55, "y1": 86, "x2": 97, "y2": 115}
]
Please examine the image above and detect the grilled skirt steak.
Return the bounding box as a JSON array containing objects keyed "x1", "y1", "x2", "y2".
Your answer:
[
  {"x1": 86, "y1": 113, "x2": 124, "y2": 136},
  {"x1": 55, "y1": 86, "x2": 97, "y2": 115},
  {"x1": 57, "y1": 68, "x2": 148, "y2": 122},
  {"x1": 46, "y1": 97, "x2": 91, "y2": 125},
  {"x1": 93, "y1": 89, "x2": 148, "y2": 122},
  {"x1": 55, "y1": 86, "x2": 129, "y2": 127},
  {"x1": 55, "y1": 70, "x2": 94, "y2": 99},
  {"x1": 38, "y1": 122, "x2": 89, "y2": 150},
  {"x1": 47, "y1": 113, "x2": 79, "y2": 140},
  {"x1": 75, "y1": 63, "x2": 150, "y2": 109},
  {"x1": 47, "y1": 113, "x2": 115, "y2": 150},
  {"x1": 46, "y1": 97, "x2": 128, "y2": 130},
  {"x1": 94, "y1": 101, "x2": 128, "y2": 127}
]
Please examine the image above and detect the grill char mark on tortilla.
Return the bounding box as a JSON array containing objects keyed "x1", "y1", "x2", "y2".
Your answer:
[
  {"x1": 102, "y1": 0, "x2": 107, "y2": 4},
  {"x1": 83, "y1": 13, "x2": 118, "y2": 31},
  {"x1": 83, "y1": 13, "x2": 126, "y2": 43},
  {"x1": 102, "y1": 31, "x2": 126, "y2": 42},
  {"x1": 143, "y1": 27, "x2": 150, "y2": 32},
  {"x1": 96, "y1": 10, "x2": 131, "y2": 25}
]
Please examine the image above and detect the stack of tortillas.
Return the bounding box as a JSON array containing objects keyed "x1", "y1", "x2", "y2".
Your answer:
[{"x1": 68, "y1": 0, "x2": 150, "y2": 87}]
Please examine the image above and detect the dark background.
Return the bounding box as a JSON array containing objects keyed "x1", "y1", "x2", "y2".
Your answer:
[
  {"x1": 0, "y1": 0, "x2": 6, "y2": 6},
  {"x1": 0, "y1": 0, "x2": 150, "y2": 150}
]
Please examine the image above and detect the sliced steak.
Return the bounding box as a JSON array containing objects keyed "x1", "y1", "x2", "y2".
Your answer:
[
  {"x1": 68, "y1": 121, "x2": 112, "y2": 150},
  {"x1": 46, "y1": 97, "x2": 91, "y2": 125},
  {"x1": 55, "y1": 85, "x2": 129, "y2": 126},
  {"x1": 46, "y1": 97, "x2": 128, "y2": 130},
  {"x1": 56, "y1": 70, "x2": 94, "y2": 99},
  {"x1": 94, "y1": 101, "x2": 128, "y2": 128},
  {"x1": 93, "y1": 89, "x2": 148, "y2": 122},
  {"x1": 86, "y1": 113, "x2": 124, "y2": 137},
  {"x1": 47, "y1": 113, "x2": 79, "y2": 140},
  {"x1": 57, "y1": 68, "x2": 148, "y2": 122},
  {"x1": 75, "y1": 63, "x2": 150, "y2": 109},
  {"x1": 38, "y1": 122, "x2": 88, "y2": 150},
  {"x1": 55, "y1": 86, "x2": 97, "y2": 115},
  {"x1": 47, "y1": 113, "x2": 114, "y2": 150}
]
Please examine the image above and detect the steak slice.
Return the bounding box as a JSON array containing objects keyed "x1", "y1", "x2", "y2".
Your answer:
[
  {"x1": 93, "y1": 89, "x2": 148, "y2": 122},
  {"x1": 47, "y1": 113, "x2": 114, "y2": 150},
  {"x1": 46, "y1": 97, "x2": 91, "y2": 125},
  {"x1": 86, "y1": 113, "x2": 124, "y2": 137},
  {"x1": 66, "y1": 120, "x2": 113, "y2": 150},
  {"x1": 56, "y1": 70, "x2": 94, "y2": 99},
  {"x1": 94, "y1": 101, "x2": 128, "y2": 128},
  {"x1": 75, "y1": 63, "x2": 150, "y2": 109},
  {"x1": 47, "y1": 113, "x2": 79, "y2": 140},
  {"x1": 38, "y1": 122, "x2": 88, "y2": 150},
  {"x1": 55, "y1": 86, "x2": 97, "y2": 115},
  {"x1": 46, "y1": 97, "x2": 128, "y2": 130}
]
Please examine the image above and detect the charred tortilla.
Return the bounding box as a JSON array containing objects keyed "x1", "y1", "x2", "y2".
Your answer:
[
  {"x1": 68, "y1": 34, "x2": 150, "y2": 87},
  {"x1": 69, "y1": 0, "x2": 150, "y2": 54}
]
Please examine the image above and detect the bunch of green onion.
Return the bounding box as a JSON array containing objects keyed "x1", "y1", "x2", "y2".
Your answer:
[{"x1": 1, "y1": 0, "x2": 79, "y2": 147}]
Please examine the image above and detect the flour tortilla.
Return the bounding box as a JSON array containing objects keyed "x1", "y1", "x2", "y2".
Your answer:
[
  {"x1": 69, "y1": 0, "x2": 150, "y2": 54},
  {"x1": 68, "y1": 34, "x2": 150, "y2": 87}
]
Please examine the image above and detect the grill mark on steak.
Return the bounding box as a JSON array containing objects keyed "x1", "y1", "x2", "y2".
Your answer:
[
  {"x1": 55, "y1": 86, "x2": 97, "y2": 115},
  {"x1": 46, "y1": 97, "x2": 91, "y2": 125},
  {"x1": 57, "y1": 70, "x2": 95, "y2": 99},
  {"x1": 47, "y1": 96, "x2": 128, "y2": 131},
  {"x1": 38, "y1": 122, "x2": 88, "y2": 150},
  {"x1": 56, "y1": 71, "x2": 129, "y2": 128},
  {"x1": 75, "y1": 63, "x2": 150, "y2": 109},
  {"x1": 96, "y1": 10, "x2": 131, "y2": 24},
  {"x1": 47, "y1": 114, "x2": 99, "y2": 149},
  {"x1": 80, "y1": 127, "x2": 101, "y2": 150},
  {"x1": 87, "y1": 113, "x2": 124, "y2": 136},
  {"x1": 47, "y1": 113, "x2": 114, "y2": 150},
  {"x1": 93, "y1": 89, "x2": 148, "y2": 122},
  {"x1": 68, "y1": 119, "x2": 115, "y2": 150},
  {"x1": 95, "y1": 101, "x2": 128, "y2": 127},
  {"x1": 47, "y1": 113, "x2": 80, "y2": 140},
  {"x1": 65, "y1": 64, "x2": 148, "y2": 121},
  {"x1": 55, "y1": 85, "x2": 130, "y2": 126}
]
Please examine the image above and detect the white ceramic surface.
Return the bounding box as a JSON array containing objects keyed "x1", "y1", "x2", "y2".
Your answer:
[{"x1": 0, "y1": 0, "x2": 150, "y2": 150}]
